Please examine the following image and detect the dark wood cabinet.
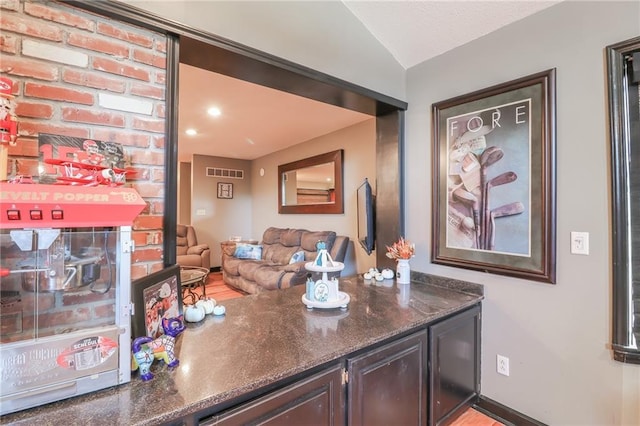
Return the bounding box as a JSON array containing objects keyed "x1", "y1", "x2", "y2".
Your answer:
[
  {"x1": 348, "y1": 330, "x2": 428, "y2": 426},
  {"x1": 428, "y1": 305, "x2": 481, "y2": 426},
  {"x1": 205, "y1": 363, "x2": 345, "y2": 426},
  {"x1": 201, "y1": 304, "x2": 480, "y2": 426}
]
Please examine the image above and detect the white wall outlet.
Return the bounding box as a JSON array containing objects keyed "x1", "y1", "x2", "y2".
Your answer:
[
  {"x1": 196, "y1": 209, "x2": 206, "y2": 216},
  {"x1": 497, "y1": 354, "x2": 510, "y2": 376},
  {"x1": 570, "y1": 231, "x2": 589, "y2": 255}
]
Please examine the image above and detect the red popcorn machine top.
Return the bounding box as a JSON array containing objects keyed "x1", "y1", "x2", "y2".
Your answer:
[{"x1": 0, "y1": 183, "x2": 146, "y2": 415}]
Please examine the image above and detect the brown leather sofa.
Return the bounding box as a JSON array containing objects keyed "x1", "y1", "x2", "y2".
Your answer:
[
  {"x1": 221, "y1": 227, "x2": 349, "y2": 294},
  {"x1": 176, "y1": 224, "x2": 211, "y2": 270}
]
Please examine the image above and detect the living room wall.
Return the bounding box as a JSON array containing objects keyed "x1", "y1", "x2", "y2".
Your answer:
[
  {"x1": 252, "y1": 118, "x2": 376, "y2": 275},
  {"x1": 405, "y1": 1, "x2": 640, "y2": 424},
  {"x1": 183, "y1": 119, "x2": 375, "y2": 274}
]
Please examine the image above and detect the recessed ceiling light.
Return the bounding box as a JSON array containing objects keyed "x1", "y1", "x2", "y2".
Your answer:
[
  {"x1": 207, "y1": 107, "x2": 221, "y2": 117},
  {"x1": 186, "y1": 128, "x2": 197, "y2": 136}
]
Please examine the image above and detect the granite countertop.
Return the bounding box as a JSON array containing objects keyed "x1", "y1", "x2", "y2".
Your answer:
[{"x1": 1, "y1": 274, "x2": 482, "y2": 425}]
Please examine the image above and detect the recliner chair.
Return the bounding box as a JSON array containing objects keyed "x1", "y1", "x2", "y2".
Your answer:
[{"x1": 176, "y1": 224, "x2": 211, "y2": 270}]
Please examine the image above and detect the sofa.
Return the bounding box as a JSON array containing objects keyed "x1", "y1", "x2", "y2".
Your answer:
[
  {"x1": 176, "y1": 224, "x2": 211, "y2": 270},
  {"x1": 221, "y1": 227, "x2": 349, "y2": 294}
]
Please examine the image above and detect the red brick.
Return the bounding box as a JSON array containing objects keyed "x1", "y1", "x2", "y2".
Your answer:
[
  {"x1": 132, "y1": 182, "x2": 164, "y2": 198},
  {"x1": 0, "y1": 56, "x2": 58, "y2": 80},
  {"x1": 24, "y1": 2, "x2": 95, "y2": 31},
  {"x1": 155, "y1": 71, "x2": 165, "y2": 85},
  {"x1": 0, "y1": 0, "x2": 19, "y2": 12},
  {"x1": 132, "y1": 116, "x2": 164, "y2": 133},
  {"x1": 150, "y1": 200, "x2": 164, "y2": 215},
  {"x1": 68, "y1": 32, "x2": 129, "y2": 58},
  {"x1": 0, "y1": 14, "x2": 63, "y2": 41},
  {"x1": 155, "y1": 103, "x2": 165, "y2": 118},
  {"x1": 63, "y1": 289, "x2": 116, "y2": 306},
  {"x1": 92, "y1": 304, "x2": 116, "y2": 320},
  {"x1": 132, "y1": 231, "x2": 149, "y2": 246},
  {"x1": 146, "y1": 262, "x2": 165, "y2": 275},
  {"x1": 15, "y1": 158, "x2": 39, "y2": 176},
  {"x1": 154, "y1": 40, "x2": 166, "y2": 53},
  {"x1": 131, "y1": 247, "x2": 163, "y2": 263},
  {"x1": 97, "y1": 22, "x2": 154, "y2": 48},
  {"x1": 130, "y1": 82, "x2": 164, "y2": 100},
  {"x1": 133, "y1": 215, "x2": 163, "y2": 230},
  {"x1": 62, "y1": 107, "x2": 125, "y2": 127},
  {"x1": 153, "y1": 135, "x2": 165, "y2": 149},
  {"x1": 7, "y1": 137, "x2": 38, "y2": 156},
  {"x1": 37, "y1": 308, "x2": 92, "y2": 327},
  {"x1": 129, "y1": 149, "x2": 164, "y2": 166},
  {"x1": 92, "y1": 57, "x2": 150, "y2": 82},
  {"x1": 15, "y1": 101, "x2": 54, "y2": 119},
  {"x1": 126, "y1": 166, "x2": 150, "y2": 181},
  {"x1": 149, "y1": 230, "x2": 163, "y2": 245},
  {"x1": 91, "y1": 129, "x2": 151, "y2": 148},
  {"x1": 63, "y1": 69, "x2": 126, "y2": 93},
  {"x1": 151, "y1": 168, "x2": 164, "y2": 183},
  {"x1": 18, "y1": 120, "x2": 90, "y2": 138},
  {"x1": 131, "y1": 263, "x2": 150, "y2": 280},
  {"x1": 25, "y1": 82, "x2": 94, "y2": 105},
  {"x1": 0, "y1": 33, "x2": 18, "y2": 54},
  {"x1": 132, "y1": 48, "x2": 166, "y2": 69}
]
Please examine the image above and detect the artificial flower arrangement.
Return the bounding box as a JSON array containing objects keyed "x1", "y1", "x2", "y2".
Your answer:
[{"x1": 385, "y1": 237, "x2": 415, "y2": 261}]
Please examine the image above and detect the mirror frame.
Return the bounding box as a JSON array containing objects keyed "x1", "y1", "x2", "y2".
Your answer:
[
  {"x1": 608, "y1": 36, "x2": 640, "y2": 364},
  {"x1": 278, "y1": 149, "x2": 344, "y2": 214}
]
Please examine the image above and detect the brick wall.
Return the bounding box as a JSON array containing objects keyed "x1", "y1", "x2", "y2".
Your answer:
[{"x1": 1, "y1": 0, "x2": 167, "y2": 277}]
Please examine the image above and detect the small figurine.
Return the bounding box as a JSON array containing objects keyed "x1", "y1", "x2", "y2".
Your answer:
[
  {"x1": 314, "y1": 240, "x2": 334, "y2": 267},
  {"x1": 131, "y1": 316, "x2": 185, "y2": 381}
]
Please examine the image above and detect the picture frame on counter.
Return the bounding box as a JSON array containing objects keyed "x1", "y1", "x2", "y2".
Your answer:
[
  {"x1": 431, "y1": 69, "x2": 557, "y2": 284},
  {"x1": 131, "y1": 264, "x2": 183, "y2": 339}
]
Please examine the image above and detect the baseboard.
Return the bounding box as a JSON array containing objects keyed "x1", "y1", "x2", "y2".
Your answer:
[
  {"x1": 211, "y1": 266, "x2": 221, "y2": 273},
  {"x1": 474, "y1": 395, "x2": 548, "y2": 426}
]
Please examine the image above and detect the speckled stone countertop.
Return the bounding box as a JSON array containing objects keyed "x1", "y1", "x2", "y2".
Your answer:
[{"x1": 1, "y1": 274, "x2": 482, "y2": 425}]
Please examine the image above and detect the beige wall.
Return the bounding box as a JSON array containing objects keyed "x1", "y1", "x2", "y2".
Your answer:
[
  {"x1": 252, "y1": 119, "x2": 377, "y2": 276},
  {"x1": 190, "y1": 155, "x2": 253, "y2": 268},
  {"x1": 185, "y1": 119, "x2": 376, "y2": 273},
  {"x1": 406, "y1": 1, "x2": 640, "y2": 424}
]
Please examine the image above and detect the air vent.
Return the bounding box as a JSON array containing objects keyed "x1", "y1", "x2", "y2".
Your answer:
[{"x1": 206, "y1": 167, "x2": 244, "y2": 179}]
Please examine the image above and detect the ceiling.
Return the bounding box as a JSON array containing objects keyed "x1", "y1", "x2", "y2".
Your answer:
[{"x1": 177, "y1": 1, "x2": 561, "y2": 163}]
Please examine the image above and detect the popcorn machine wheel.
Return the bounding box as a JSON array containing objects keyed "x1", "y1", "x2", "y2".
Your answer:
[{"x1": 0, "y1": 183, "x2": 145, "y2": 415}]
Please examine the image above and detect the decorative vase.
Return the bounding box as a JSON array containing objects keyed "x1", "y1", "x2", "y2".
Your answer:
[{"x1": 396, "y1": 259, "x2": 411, "y2": 284}]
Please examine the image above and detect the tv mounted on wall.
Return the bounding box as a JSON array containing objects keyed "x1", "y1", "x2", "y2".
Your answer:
[{"x1": 357, "y1": 178, "x2": 375, "y2": 255}]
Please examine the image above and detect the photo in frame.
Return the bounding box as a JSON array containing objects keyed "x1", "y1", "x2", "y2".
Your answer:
[
  {"x1": 431, "y1": 69, "x2": 556, "y2": 283},
  {"x1": 217, "y1": 182, "x2": 233, "y2": 199},
  {"x1": 131, "y1": 264, "x2": 183, "y2": 339}
]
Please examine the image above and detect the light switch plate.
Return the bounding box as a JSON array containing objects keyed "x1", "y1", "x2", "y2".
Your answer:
[{"x1": 571, "y1": 231, "x2": 589, "y2": 255}]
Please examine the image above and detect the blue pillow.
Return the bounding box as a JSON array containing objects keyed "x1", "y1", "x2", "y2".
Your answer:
[
  {"x1": 289, "y1": 250, "x2": 305, "y2": 264},
  {"x1": 234, "y1": 243, "x2": 262, "y2": 260}
]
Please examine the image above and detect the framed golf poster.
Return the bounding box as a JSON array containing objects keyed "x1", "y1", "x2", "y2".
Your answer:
[{"x1": 431, "y1": 69, "x2": 556, "y2": 284}]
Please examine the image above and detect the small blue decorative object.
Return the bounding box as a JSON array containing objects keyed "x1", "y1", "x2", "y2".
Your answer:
[{"x1": 131, "y1": 316, "x2": 185, "y2": 381}]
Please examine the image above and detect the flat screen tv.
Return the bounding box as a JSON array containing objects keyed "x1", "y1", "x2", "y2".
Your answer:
[{"x1": 357, "y1": 178, "x2": 375, "y2": 255}]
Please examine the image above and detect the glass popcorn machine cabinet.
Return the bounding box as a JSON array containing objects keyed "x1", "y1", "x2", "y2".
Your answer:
[{"x1": 0, "y1": 183, "x2": 146, "y2": 415}]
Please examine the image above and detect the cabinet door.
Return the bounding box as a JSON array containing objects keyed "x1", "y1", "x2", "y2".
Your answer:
[
  {"x1": 348, "y1": 330, "x2": 428, "y2": 426},
  {"x1": 429, "y1": 304, "x2": 481, "y2": 426},
  {"x1": 208, "y1": 363, "x2": 345, "y2": 426}
]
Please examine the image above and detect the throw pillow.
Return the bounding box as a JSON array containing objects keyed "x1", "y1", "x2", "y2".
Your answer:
[
  {"x1": 289, "y1": 250, "x2": 305, "y2": 264},
  {"x1": 234, "y1": 243, "x2": 263, "y2": 260}
]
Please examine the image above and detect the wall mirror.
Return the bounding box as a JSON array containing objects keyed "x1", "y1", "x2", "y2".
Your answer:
[
  {"x1": 278, "y1": 149, "x2": 344, "y2": 214},
  {"x1": 608, "y1": 36, "x2": 640, "y2": 364}
]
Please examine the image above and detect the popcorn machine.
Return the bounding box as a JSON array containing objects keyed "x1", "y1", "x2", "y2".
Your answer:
[{"x1": 0, "y1": 183, "x2": 146, "y2": 415}]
